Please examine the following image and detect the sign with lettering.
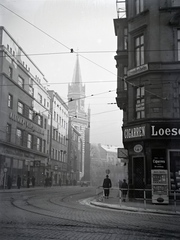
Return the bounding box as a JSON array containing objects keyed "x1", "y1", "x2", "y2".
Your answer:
[
  {"x1": 9, "y1": 112, "x2": 44, "y2": 136},
  {"x1": 124, "y1": 125, "x2": 146, "y2": 140},
  {"x1": 152, "y1": 149, "x2": 166, "y2": 169},
  {"x1": 151, "y1": 124, "x2": 180, "y2": 138},
  {"x1": 127, "y1": 64, "x2": 148, "y2": 77}
]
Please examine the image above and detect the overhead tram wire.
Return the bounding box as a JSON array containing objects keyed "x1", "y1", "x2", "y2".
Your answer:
[{"x1": 0, "y1": 3, "x2": 169, "y2": 101}]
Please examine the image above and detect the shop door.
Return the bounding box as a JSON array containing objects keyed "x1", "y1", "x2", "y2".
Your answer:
[{"x1": 133, "y1": 157, "x2": 144, "y2": 198}]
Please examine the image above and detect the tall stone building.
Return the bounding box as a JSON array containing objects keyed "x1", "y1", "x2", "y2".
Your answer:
[
  {"x1": 0, "y1": 27, "x2": 50, "y2": 187},
  {"x1": 114, "y1": 0, "x2": 180, "y2": 196},
  {"x1": 67, "y1": 55, "x2": 90, "y2": 181}
]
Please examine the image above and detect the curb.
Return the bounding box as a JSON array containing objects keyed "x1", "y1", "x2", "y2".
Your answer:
[{"x1": 90, "y1": 200, "x2": 180, "y2": 216}]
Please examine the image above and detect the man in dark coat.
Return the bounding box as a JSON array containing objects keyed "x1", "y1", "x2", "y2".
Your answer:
[
  {"x1": 103, "y1": 175, "x2": 112, "y2": 199},
  {"x1": 17, "y1": 175, "x2": 21, "y2": 189}
]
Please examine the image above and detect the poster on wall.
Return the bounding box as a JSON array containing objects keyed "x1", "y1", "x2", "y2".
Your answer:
[{"x1": 152, "y1": 149, "x2": 166, "y2": 169}]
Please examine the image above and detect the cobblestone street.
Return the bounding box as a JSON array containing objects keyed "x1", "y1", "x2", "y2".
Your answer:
[{"x1": 1, "y1": 186, "x2": 180, "y2": 239}]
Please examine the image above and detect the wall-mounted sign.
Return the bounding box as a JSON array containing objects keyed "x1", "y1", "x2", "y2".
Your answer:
[
  {"x1": 124, "y1": 125, "x2": 146, "y2": 139},
  {"x1": 9, "y1": 112, "x2": 44, "y2": 136},
  {"x1": 151, "y1": 124, "x2": 180, "y2": 138},
  {"x1": 134, "y1": 144, "x2": 143, "y2": 153},
  {"x1": 127, "y1": 64, "x2": 148, "y2": 77},
  {"x1": 152, "y1": 149, "x2": 166, "y2": 169}
]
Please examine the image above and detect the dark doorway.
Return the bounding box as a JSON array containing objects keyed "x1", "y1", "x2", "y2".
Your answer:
[{"x1": 133, "y1": 157, "x2": 144, "y2": 198}]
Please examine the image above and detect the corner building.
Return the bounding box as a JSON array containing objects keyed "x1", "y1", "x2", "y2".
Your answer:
[{"x1": 114, "y1": 0, "x2": 180, "y2": 195}]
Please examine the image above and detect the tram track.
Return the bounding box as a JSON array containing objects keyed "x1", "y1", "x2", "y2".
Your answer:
[{"x1": 7, "y1": 191, "x2": 180, "y2": 239}]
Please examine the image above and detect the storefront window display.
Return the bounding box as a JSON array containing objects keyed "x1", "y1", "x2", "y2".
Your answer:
[{"x1": 169, "y1": 151, "x2": 180, "y2": 191}]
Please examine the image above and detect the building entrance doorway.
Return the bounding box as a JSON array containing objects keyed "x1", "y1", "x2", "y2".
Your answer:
[{"x1": 133, "y1": 156, "x2": 144, "y2": 198}]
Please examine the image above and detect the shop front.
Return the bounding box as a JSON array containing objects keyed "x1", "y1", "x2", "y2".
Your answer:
[
  {"x1": 0, "y1": 144, "x2": 47, "y2": 188},
  {"x1": 123, "y1": 122, "x2": 180, "y2": 200}
]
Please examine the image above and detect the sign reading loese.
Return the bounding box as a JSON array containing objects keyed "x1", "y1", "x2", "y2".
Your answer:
[{"x1": 151, "y1": 124, "x2": 180, "y2": 138}]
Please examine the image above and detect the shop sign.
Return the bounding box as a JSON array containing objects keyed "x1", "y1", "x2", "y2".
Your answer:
[
  {"x1": 9, "y1": 112, "x2": 44, "y2": 136},
  {"x1": 124, "y1": 125, "x2": 146, "y2": 139},
  {"x1": 152, "y1": 149, "x2": 166, "y2": 169},
  {"x1": 134, "y1": 144, "x2": 143, "y2": 153},
  {"x1": 127, "y1": 64, "x2": 148, "y2": 77},
  {"x1": 151, "y1": 124, "x2": 180, "y2": 138}
]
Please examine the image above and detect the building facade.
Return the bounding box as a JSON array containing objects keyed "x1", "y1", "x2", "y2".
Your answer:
[
  {"x1": 67, "y1": 55, "x2": 91, "y2": 181},
  {"x1": 47, "y1": 90, "x2": 69, "y2": 185},
  {"x1": 0, "y1": 27, "x2": 50, "y2": 187},
  {"x1": 114, "y1": 0, "x2": 180, "y2": 194}
]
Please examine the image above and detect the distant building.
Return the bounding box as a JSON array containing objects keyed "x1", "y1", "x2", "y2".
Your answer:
[
  {"x1": 67, "y1": 118, "x2": 82, "y2": 183},
  {"x1": 90, "y1": 144, "x2": 128, "y2": 187},
  {"x1": 47, "y1": 90, "x2": 68, "y2": 185},
  {"x1": 67, "y1": 55, "x2": 90, "y2": 181}
]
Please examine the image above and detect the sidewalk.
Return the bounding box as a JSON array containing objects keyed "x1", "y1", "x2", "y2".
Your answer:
[
  {"x1": 0, "y1": 186, "x2": 45, "y2": 193},
  {"x1": 1, "y1": 186, "x2": 180, "y2": 215},
  {"x1": 90, "y1": 196, "x2": 180, "y2": 216}
]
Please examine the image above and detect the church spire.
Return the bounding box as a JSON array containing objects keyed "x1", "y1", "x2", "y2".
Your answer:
[{"x1": 72, "y1": 54, "x2": 82, "y2": 84}]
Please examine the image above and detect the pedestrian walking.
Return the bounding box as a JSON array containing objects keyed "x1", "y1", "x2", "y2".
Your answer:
[
  {"x1": 121, "y1": 179, "x2": 128, "y2": 202},
  {"x1": 102, "y1": 175, "x2": 112, "y2": 199},
  {"x1": 7, "y1": 175, "x2": 12, "y2": 189},
  {"x1": 32, "y1": 176, "x2": 35, "y2": 187},
  {"x1": 17, "y1": 175, "x2": 21, "y2": 189}
]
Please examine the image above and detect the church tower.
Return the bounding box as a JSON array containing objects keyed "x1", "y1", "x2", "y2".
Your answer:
[{"x1": 68, "y1": 55, "x2": 90, "y2": 181}]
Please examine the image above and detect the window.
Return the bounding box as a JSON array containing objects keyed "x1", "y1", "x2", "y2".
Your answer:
[
  {"x1": 135, "y1": 35, "x2": 144, "y2": 67},
  {"x1": 135, "y1": 0, "x2": 144, "y2": 15},
  {"x1": 47, "y1": 130, "x2": 49, "y2": 143},
  {"x1": 135, "y1": 86, "x2": 145, "y2": 119},
  {"x1": 56, "y1": 131, "x2": 58, "y2": 141},
  {"x1": 123, "y1": 66, "x2": 128, "y2": 90},
  {"x1": 44, "y1": 118, "x2": 47, "y2": 129},
  {"x1": 37, "y1": 137, "x2": 42, "y2": 151},
  {"x1": 18, "y1": 76, "x2": 24, "y2": 88},
  {"x1": 29, "y1": 86, "x2": 34, "y2": 96},
  {"x1": 37, "y1": 115, "x2": 42, "y2": 126},
  {"x1": 38, "y1": 93, "x2": 42, "y2": 104},
  {"x1": 8, "y1": 94, "x2": 13, "y2": 108},
  {"x1": 124, "y1": 28, "x2": 128, "y2": 50},
  {"x1": 16, "y1": 128, "x2": 23, "y2": 146},
  {"x1": 178, "y1": 29, "x2": 180, "y2": 61},
  {"x1": 9, "y1": 67, "x2": 13, "y2": 78},
  {"x1": 6, "y1": 123, "x2": 11, "y2": 142},
  {"x1": 55, "y1": 150, "x2": 58, "y2": 160},
  {"x1": 27, "y1": 134, "x2": 32, "y2": 149},
  {"x1": 18, "y1": 101, "x2": 24, "y2": 115},
  {"x1": 29, "y1": 109, "x2": 33, "y2": 120},
  {"x1": 44, "y1": 98, "x2": 46, "y2": 107},
  {"x1": 42, "y1": 139, "x2": 46, "y2": 153},
  {"x1": 52, "y1": 148, "x2": 55, "y2": 159}
]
